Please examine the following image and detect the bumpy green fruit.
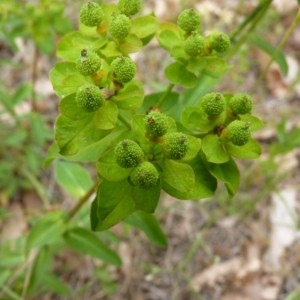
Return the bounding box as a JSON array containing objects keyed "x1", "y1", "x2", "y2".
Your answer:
[
  {"x1": 229, "y1": 93, "x2": 253, "y2": 115},
  {"x1": 76, "y1": 84, "x2": 104, "y2": 112},
  {"x1": 209, "y1": 32, "x2": 230, "y2": 53},
  {"x1": 118, "y1": 0, "x2": 141, "y2": 16},
  {"x1": 76, "y1": 49, "x2": 101, "y2": 76},
  {"x1": 227, "y1": 120, "x2": 251, "y2": 146},
  {"x1": 164, "y1": 132, "x2": 189, "y2": 160},
  {"x1": 79, "y1": 1, "x2": 104, "y2": 27},
  {"x1": 130, "y1": 162, "x2": 159, "y2": 189},
  {"x1": 184, "y1": 32, "x2": 205, "y2": 56},
  {"x1": 114, "y1": 139, "x2": 144, "y2": 168},
  {"x1": 109, "y1": 14, "x2": 131, "y2": 40},
  {"x1": 111, "y1": 56, "x2": 136, "y2": 84},
  {"x1": 177, "y1": 9, "x2": 201, "y2": 32},
  {"x1": 200, "y1": 92, "x2": 226, "y2": 117},
  {"x1": 145, "y1": 111, "x2": 168, "y2": 137}
]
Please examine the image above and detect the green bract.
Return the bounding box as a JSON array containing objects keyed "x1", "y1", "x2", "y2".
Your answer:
[
  {"x1": 164, "y1": 132, "x2": 189, "y2": 160},
  {"x1": 209, "y1": 32, "x2": 231, "y2": 53},
  {"x1": 145, "y1": 111, "x2": 169, "y2": 137},
  {"x1": 200, "y1": 92, "x2": 226, "y2": 117},
  {"x1": 229, "y1": 93, "x2": 253, "y2": 115},
  {"x1": 226, "y1": 120, "x2": 251, "y2": 146},
  {"x1": 110, "y1": 56, "x2": 136, "y2": 84},
  {"x1": 114, "y1": 139, "x2": 144, "y2": 168},
  {"x1": 109, "y1": 14, "x2": 131, "y2": 40},
  {"x1": 118, "y1": 0, "x2": 141, "y2": 16},
  {"x1": 76, "y1": 84, "x2": 104, "y2": 112},
  {"x1": 130, "y1": 161, "x2": 159, "y2": 189},
  {"x1": 177, "y1": 9, "x2": 201, "y2": 32},
  {"x1": 76, "y1": 49, "x2": 101, "y2": 76},
  {"x1": 184, "y1": 32, "x2": 205, "y2": 57},
  {"x1": 79, "y1": 1, "x2": 104, "y2": 27}
]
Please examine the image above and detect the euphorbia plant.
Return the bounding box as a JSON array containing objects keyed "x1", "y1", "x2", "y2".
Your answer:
[{"x1": 49, "y1": 0, "x2": 263, "y2": 234}]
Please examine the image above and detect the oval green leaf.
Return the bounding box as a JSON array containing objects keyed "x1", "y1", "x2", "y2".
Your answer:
[
  {"x1": 63, "y1": 227, "x2": 122, "y2": 266},
  {"x1": 50, "y1": 62, "x2": 92, "y2": 98},
  {"x1": 161, "y1": 160, "x2": 195, "y2": 193},
  {"x1": 202, "y1": 134, "x2": 230, "y2": 164},
  {"x1": 225, "y1": 138, "x2": 262, "y2": 159},
  {"x1": 205, "y1": 158, "x2": 240, "y2": 197},
  {"x1": 111, "y1": 80, "x2": 144, "y2": 110},
  {"x1": 94, "y1": 180, "x2": 136, "y2": 230},
  {"x1": 54, "y1": 161, "x2": 93, "y2": 198},
  {"x1": 93, "y1": 101, "x2": 118, "y2": 130},
  {"x1": 165, "y1": 62, "x2": 197, "y2": 88},
  {"x1": 97, "y1": 150, "x2": 132, "y2": 182},
  {"x1": 125, "y1": 211, "x2": 167, "y2": 247},
  {"x1": 203, "y1": 57, "x2": 231, "y2": 78},
  {"x1": 131, "y1": 15, "x2": 158, "y2": 40},
  {"x1": 57, "y1": 31, "x2": 107, "y2": 61},
  {"x1": 156, "y1": 22, "x2": 182, "y2": 51}
]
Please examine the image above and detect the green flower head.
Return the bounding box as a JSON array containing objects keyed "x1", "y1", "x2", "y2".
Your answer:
[
  {"x1": 114, "y1": 139, "x2": 144, "y2": 168},
  {"x1": 76, "y1": 49, "x2": 101, "y2": 76},
  {"x1": 229, "y1": 93, "x2": 253, "y2": 115},
  {"x1": 118, "y1": 0, "x2": 142, "y2": 16},
  {"x1": 177, "y1": 8, "x2": 201, "y2": 32},
  {"x1": 164, "y1": 132, "x2": 189, "y2": 160},
  {"x1": 184, "y1": 32, "x2": 205, "y2": 57},
  {"x1": 111, "y1": 56, "x2": 136, "y2": 84},
  {"x1": 145, "y1": 111, "x2": 169, "y2": 137},
  {"x1": 79, "y1": 1, "x2": 104, "y2": 27},
  {"x1": 130, "y1": 161, "x2": 160, "y2": 189},
  {"x1": 76, "y1": 84, "x2": 104, "y2": 112},
  {"x1": 109, "y1": 14, "x2": 131, "y2": 40},
  {"x1": 227, "y1": 120, "x2": 251, "y2": 146},
  {"x1": 200, "y1": 92, "x2": 226, "y2": 117}
]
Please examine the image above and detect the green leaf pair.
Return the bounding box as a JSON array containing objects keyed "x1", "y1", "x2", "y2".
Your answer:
[{"x1": 91, "y1": 179, "x2": 161, "y2": 230}]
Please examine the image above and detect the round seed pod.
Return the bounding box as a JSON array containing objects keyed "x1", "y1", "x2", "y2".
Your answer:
[
  {"x1": 130, "y1": 161, "x2": 160, "y2": 189},
  {"x1": 76, "y1": 84, "x2": 104, "y2": 112},
  {"x1": 109, "y1": 14, "x2": 131, "y2": 40},
  {"x1": 79, "y1": 1, "x2": 104, "y2": 27},
  {"x1": 200, "y1": 92, "x2": 226, "y2": 117},
  {"x1": 227, "y1": 120, "x2": 251, "y2": 146},
  {"x1": 145, "y1": 111, "x2": 169, "y2": 137},
  {"x1": 114, "y1": 139, "x2": 144, "y2": 168},
  {"x1": 229, "y1": 93, "x2": 253, "y2": 115},
  {"x1": 209, "y1": 32, "x2": 231, "y2": 54},
  {"x1": 110, "y1": 56, "x2": 136, "y2": 84},
  {"x1": 76, "y1": 49, "x2": 101, "y2": 76},
  {"x1": 177, "y1": 8, "x2": 201, "y2": 32},
  {"x1": 164, "y1": 132, "x2": 189, "y2": 160},
  {"x1": 184, "y1": 32, "x2": 205, "y2": 56},
  {"x1": 118, "y1": 0, "x2": 141, "y2": 16}
]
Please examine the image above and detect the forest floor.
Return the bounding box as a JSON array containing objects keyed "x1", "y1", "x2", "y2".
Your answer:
[{"x1": 1, "y1": 1, "x2": 300, "y2": 299}]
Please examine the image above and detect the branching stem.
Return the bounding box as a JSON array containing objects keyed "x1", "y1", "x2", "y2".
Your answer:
[
  {"x1": 156, "y1": 83, "x2": 175, "y2": 108},
  {"x1": 67, "y1": 179, "x2": 100, "y2": 221},
  {"x1": 253, "y1": 8, "x2": 300, "y2": 91}
]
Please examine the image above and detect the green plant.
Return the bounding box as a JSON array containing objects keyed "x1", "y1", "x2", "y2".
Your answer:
[
  {"x1": 80, "y1": 1, "x2": 105, "y2": 27},
  {"x1": 48, "y1": 0, "x2": 264, "y2": 234}
]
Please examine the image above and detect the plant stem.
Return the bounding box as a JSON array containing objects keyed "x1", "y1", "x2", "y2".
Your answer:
[
  {"x1": 21, "y1": 249, "x2": 39, "y2": 300},
  {"x1": 1, "y1": 286, "x2": 21, "y2": 300},
  {"x1": 156, "y1": 83, "x2": 175, "y2": 108},
  {"x1": 230, "y1": 0, "x2": 272, "y2": 42},
  {"x1": 20, "y1": 166, "x2": 50, "y2": 207},
  {"x1": 253, "y1": 8, "x2": 300, "y2": 91},
  {"x1": 228, "y1": 0, "x2": 272, "y2": 57},
  {"x1": 67, "y1": 180, "x2": 100, "y2": 221}
]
